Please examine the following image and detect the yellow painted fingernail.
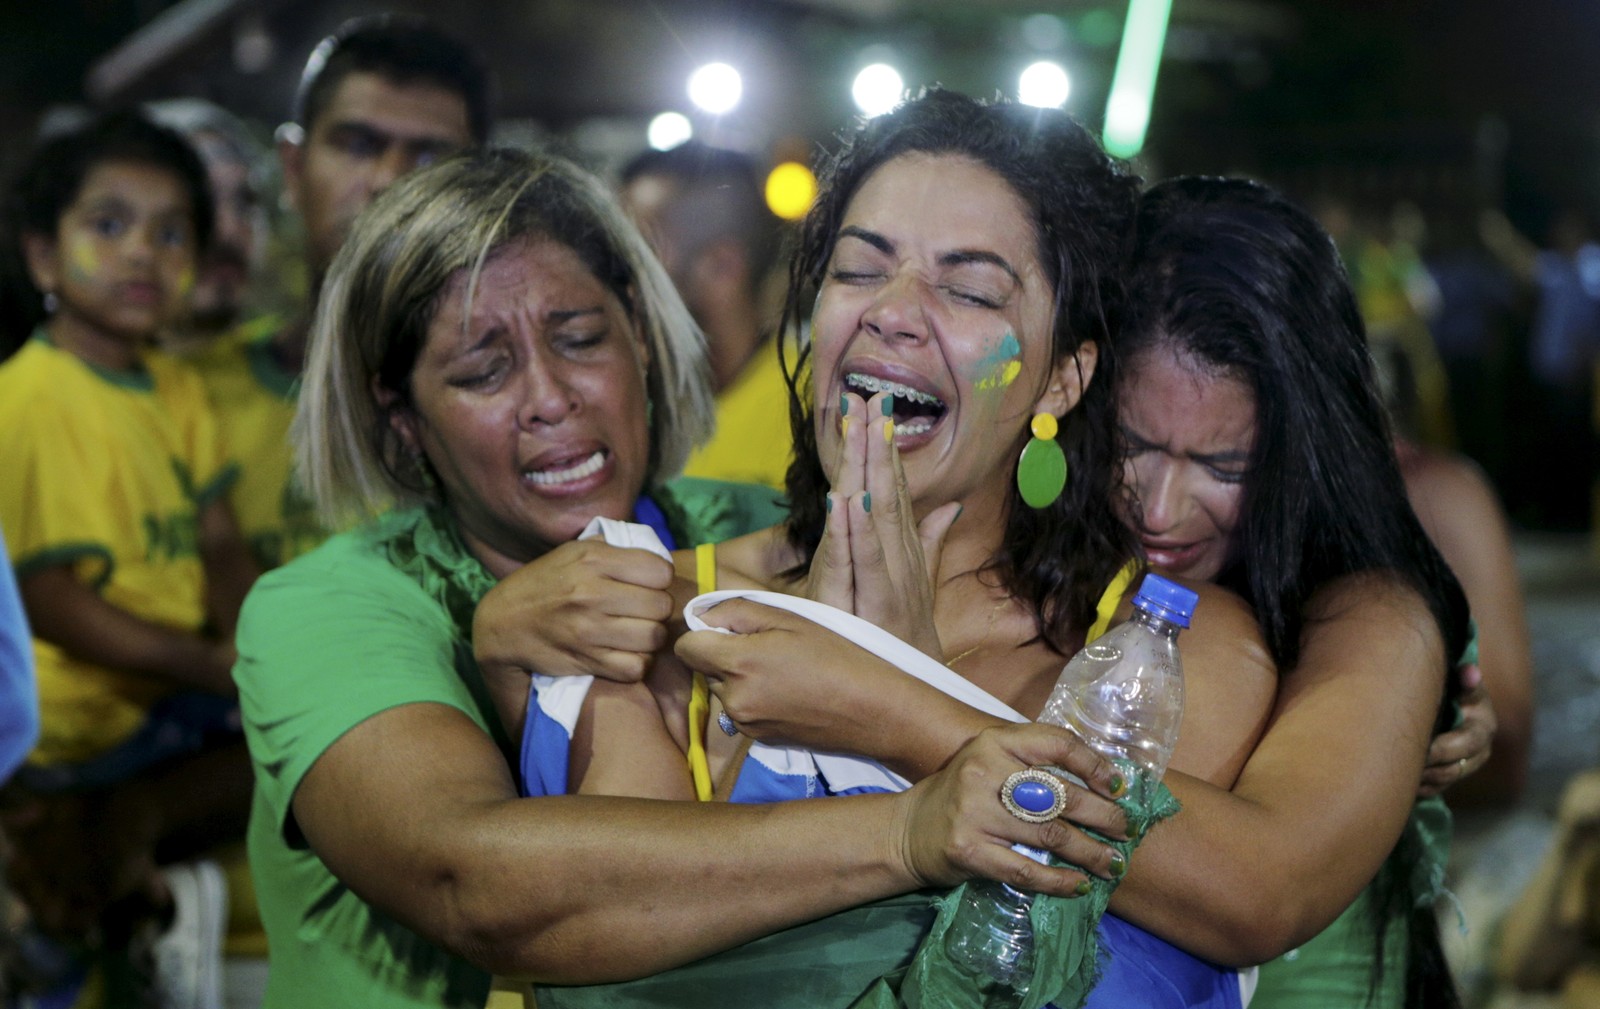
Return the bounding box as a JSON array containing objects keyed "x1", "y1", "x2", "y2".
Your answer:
[
  {"x1": 841, "y1": 416, "x2": 850, "y2": 437},
  {"x1": 884, "y1": 421, "x2": 894, "y2": 444},
  {"x1": 1073, "y1": 879, "x2": 1092, "y2": 897},
  {"x1": 1109, "y1": 774, "x2": 1126, "y2": 797}
]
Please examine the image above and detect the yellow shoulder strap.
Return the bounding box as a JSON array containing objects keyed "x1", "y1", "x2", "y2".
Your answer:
[
  {"x1": 1086, "y1": 561, "x2": 1142, "y2": 644},
  {"x1": 686, "y1": 543, "x2": 718, "y2": 801}
]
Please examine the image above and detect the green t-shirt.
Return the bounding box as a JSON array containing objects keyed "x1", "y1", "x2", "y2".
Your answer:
[{"x1": 236, "y1": 480, "x2": 785, "y2": 1009}]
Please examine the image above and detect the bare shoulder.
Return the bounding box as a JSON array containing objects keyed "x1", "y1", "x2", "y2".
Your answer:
[
  {"x1": 1296, "y1": 571, "x2": 1447, "y2": 703},
  {"x1": 672, "y1": 524, "x2": 800, "y2": 592},
  {"x1": 1161, "y1": 579, "x2": 1277, "y2": 788}
]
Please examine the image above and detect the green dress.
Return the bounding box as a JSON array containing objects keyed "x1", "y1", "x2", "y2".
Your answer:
[{"x1": 1249, "y1": 627, "x2": 1477, "y2": 1008}]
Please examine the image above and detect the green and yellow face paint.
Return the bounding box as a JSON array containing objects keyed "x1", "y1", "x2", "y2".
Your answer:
[
  {"x1": 67, "y1": 234, "x2": 101, "y2": 285},
  {"x1": 974, "y1": 331, "x2": 1023, "y2": 392}
]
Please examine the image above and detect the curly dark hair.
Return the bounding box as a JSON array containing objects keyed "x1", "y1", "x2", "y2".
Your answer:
[{"x1": 779, "y1": 89, "x2": 1142, "y2": 652}]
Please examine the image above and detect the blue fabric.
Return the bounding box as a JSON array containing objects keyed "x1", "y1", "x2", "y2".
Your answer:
[
  {"x1": 631, "y1": 495, "x2": 677, "y2": 552},
  {"x1": 0, "y1": 524, "x2": 40, "y2": 783},
  {"x1": 1080, "y1": 914, "x2": 1242, "y2": 1009}
]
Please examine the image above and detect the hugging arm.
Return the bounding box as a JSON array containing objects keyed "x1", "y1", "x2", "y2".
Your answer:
[
  {"x1": 1107, "y1": 574, "x2": 1449, "y2": 965},
  {"x1": 291, "y1": 701, "x2": 1124, "y2": 983},
  {"x1": 683, "y1": 574, "x2": 1448, "y2": 966}
]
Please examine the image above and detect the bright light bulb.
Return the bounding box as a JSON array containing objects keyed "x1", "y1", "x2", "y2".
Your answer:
[
  {"x1": 688, "y1": 62, "x2": 742, "y2": 115},
  {"x1": 765, "y1": 161, "x2": 817, "y2": 221},
  {"x1": 646, "y1": 112, "x2": 693, "y2": 151},
  {"x1": 852, "y1": 63, "x2": 904, "y2": 118},
  {"x1": 1019, "y1": 61, "x2": 1071, "y2": 108}
]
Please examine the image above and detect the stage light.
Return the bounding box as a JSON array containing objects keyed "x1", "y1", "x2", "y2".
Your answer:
[
  {"x1": 647, "y1": 112, "x2": 693, "y2": 150},
  {"x1": 1018, "y1": 61, "x2": 1071, "y2": 108},
  {"x1": 1103, "y1": 0, "x2": 1174, "y2": 157},
  {"x1": 688, "y1": 62, "x2": 742, "y2": 115},
  {"x1": 852, "y1": 63, "x2": 903, "y2": 118},
  {"x1": 765, "y1": 161, "x2": 817, "y2": 221}
]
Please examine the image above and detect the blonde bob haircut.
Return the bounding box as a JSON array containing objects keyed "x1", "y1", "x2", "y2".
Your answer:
[{"x1": 294, "y1": 147, "x2": 714, "y2": 528}]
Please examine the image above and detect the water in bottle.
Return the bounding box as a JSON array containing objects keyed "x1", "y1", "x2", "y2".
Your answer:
[{"x1": 942, "y1": 573, "x2": 1197, "y2": 1007}]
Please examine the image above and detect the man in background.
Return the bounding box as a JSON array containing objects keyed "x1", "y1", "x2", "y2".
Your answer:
[{"x1": 191, "y1": 14, "x2": 490, "y2": 571}]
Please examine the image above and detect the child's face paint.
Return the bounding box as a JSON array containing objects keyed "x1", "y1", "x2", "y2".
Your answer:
[
  {"x1": 45, "y1": 160, "x2": 198, "y2": 346},
  {"x1": 973, "y1": 331, "x2": 1023, "y2": 391},
  {"x1": 67, "y1": 234, "x2": 100, "y2": 284}
]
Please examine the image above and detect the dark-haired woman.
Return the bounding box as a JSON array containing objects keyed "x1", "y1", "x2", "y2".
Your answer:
[
  {"x1": 1111, "y1": 176, "x2": 1469, "y2": 1008},
  {"x1": 628, "y1": 142, "x2": 1466, "y2": 1005}
]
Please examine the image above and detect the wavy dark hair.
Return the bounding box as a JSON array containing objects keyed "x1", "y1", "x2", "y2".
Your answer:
[
  {"x1": 0, "y1": 109, "x2": 214, "y2": 357},
  {"x1": 779, "y1": 88, "x2": 1141, "y2": 651},
  {"x1": 1120, "y1": 175, "x2": 1469, "y2": 1009}
]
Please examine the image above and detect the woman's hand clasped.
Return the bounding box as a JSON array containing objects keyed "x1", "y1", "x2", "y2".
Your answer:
[
  {"x1": 473, "y1": 539, "x2": 676, "y2": 684},
  {"x1": 806, "y1": 390, "x2": 960, "y2": 659},
  {"x1": 894, "y1": 723, "x2": 1131, "y2": 895},
  {"x1": 1418, "y1": 662, "x2": 1496, "y2": 798}
]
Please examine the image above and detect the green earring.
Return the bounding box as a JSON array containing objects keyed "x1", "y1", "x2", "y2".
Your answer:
[{"x1": 1017, "y1": 412, "x2": 1067, "y2": 508}]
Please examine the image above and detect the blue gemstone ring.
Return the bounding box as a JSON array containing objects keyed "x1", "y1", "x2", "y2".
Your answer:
[
  {"x1": 1000, "y1": 768, "x2": 1069, "y2": 824},
  {"x1": 717, "y1": 711, "x2": 740, "y2": 737}
]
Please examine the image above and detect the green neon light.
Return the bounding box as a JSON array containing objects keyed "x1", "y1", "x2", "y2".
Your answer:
[{"x1": 1102, "y1": 0, "x2": 1174, "y2": 158}]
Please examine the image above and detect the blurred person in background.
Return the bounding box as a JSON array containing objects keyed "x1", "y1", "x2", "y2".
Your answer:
[
  {"x1": 144, "y1": 99, "x2": 269, "y2": 355},
  {"x1": 1496, "y1": 767, "x2": 1600, "y2": 1005},
  {"x1": 1373, "y1": 338, "x2": 1534, "y2": 811},
  {"x1": 620, "y1": 142, "x2": 792, "y2": 491},
  {"x1": 0, "y1": 109, "x2": 257, "y2": 1009},
  {"x1": 1481, "y1": 206, "x2": 1600, "y2": 532},
  {"x1": 198, "y1": 13, "x2": 490, "y2": 573}
]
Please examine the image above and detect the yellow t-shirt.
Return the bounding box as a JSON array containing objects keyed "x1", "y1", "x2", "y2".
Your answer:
[
  {"x1": 681, "y1": 337, "x2": 794, "y2": 491},
  {"x1": 184, "y1": 317, "x2": 323, "y2": 569},
  {"x1": 0, "y1": 335, "x2": 235, "y2": 765}
]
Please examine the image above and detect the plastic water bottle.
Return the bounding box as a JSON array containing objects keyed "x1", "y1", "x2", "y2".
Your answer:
[{"x1": 942, "y1": 573, "x2": 1196, "y2": 1005}]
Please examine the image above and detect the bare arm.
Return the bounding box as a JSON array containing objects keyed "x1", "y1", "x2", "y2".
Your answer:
[
  {"x1": 1404, "y1": 446, "x2": 1533, "y2": 804},
  {"x1": 291, "y1": 704, "x2": 1121, "y2": 984},
  {"x1": 20, "y1": 566, "x2": 235, "y2": 694},
  {"x1": 1108, "y1": 574, "x2": 1448, "y2": 965}
]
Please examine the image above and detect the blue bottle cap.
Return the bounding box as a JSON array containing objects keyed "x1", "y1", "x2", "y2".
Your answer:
[{"x1": 1133, "y1": 573, "x2": 1199, "y2": 628}]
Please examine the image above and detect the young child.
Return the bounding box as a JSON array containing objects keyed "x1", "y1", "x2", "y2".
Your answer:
[{"x1": 0, "y1": 110, "x2": 258, "y2": 1008}]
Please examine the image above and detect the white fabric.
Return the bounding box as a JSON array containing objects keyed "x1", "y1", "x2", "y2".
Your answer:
[
  {"x1": 685, "y1": 588, "x2": 1030, "y2": 794},
  {"x1": 526, "y1": 517, "x2": 678, "y2": 733}
]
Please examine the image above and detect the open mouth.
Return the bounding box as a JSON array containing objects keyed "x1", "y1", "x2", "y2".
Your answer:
[
  {"x1": 525, "y1": 449, "x2": 606, "y2": 487},
  {"x1": 844, "y1": 372, "x2": 948, "y2": 437}
]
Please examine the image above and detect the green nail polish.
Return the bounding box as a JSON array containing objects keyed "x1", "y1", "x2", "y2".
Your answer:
[
  {"x1": 881, "y1": 395, "x2": 894, "y2": 417},
  {"x1": 840, "y1": 392, "x2": 849, "y2": 417},
  {"x1": 826, "y1": 497, "x2": 833, "y2": 514},
  {"x1": 1073, "y1": 879, "x2": 1092, "y2": 897},
  {"x1": 1109, "y1": 774, "x2": 1126, "y2": 797},
  {"x1": 1109, "y1": 852, "x2": 1126, "y2": 877},
  {"x1": 862, "y1": 492, "x2": 872, "y2": 514}
]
